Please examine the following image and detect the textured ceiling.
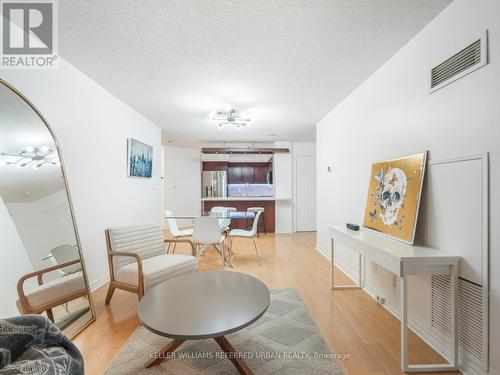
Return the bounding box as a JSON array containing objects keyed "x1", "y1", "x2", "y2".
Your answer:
[{"x1": 58, "y1": 0, "x2": 451, "y2": 146}]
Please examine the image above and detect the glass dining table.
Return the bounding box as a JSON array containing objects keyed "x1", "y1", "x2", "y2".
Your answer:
[
  {"x1": 166, "y1": 211, "x2": 256, "y2": 230},
  {"x1": 165, "y1": 211, "x2": 256, "y2": 268}
]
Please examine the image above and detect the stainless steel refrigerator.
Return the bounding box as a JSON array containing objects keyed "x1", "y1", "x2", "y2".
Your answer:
[{"x1": 202, "y1": 171, "x2": 228, "y2": 198}]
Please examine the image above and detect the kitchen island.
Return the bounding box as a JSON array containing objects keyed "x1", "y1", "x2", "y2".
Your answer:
[{"x1": 201, "y1": 197, "x2": 285, "y2": 232}]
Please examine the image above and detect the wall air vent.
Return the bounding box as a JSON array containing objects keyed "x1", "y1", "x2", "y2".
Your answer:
[
  {"x1": 430, "y1": 31, "x2": 488, "y2": 93},
  {"x1": 431, "y1": 275, "x2": 488, "y2": 372}
]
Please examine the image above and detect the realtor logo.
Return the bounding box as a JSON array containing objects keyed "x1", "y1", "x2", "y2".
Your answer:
[{"x1": 1, "y1": 0, "x2": 58, "y2": 68}]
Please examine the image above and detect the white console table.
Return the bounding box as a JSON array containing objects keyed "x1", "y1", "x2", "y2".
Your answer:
[{"x1": 329, "y1": 225, "x2": 461, "y2": 373}]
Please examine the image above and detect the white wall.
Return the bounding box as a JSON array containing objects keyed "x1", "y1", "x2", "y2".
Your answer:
[
  {"x1": 163, "y1": 145, "x2": 201, "y2": 225},
  {"x1": 274, "y1": 141, "x2": 293, "y2": 233},
  {"x1": 316, "y1": 0, "x2": 500, "y2": 373},
  {"x1": 7, "y1": 189, "x2": 76, "y2": 278},
  {"x1": 0, "y1": 196, "x2": 34, "y2": 317},
  {"x1": 1, "y1": 60, "x2": 162, "y2": 289}
]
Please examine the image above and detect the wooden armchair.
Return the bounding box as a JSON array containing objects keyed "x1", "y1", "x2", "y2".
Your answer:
[
  {"x1": 105, "y1": 223, "x2": 196, "y2": 304},
  {"x1": 17, "y1": 259, "x2": 87, "y2": 322}
]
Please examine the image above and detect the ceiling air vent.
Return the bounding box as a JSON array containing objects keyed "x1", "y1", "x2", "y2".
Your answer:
[{"x1": 430, "y1": 31, "x2": 488, "y2": 93}]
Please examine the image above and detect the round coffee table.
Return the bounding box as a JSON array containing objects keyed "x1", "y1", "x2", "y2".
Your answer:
[{"x1": 137, "y1": 271, "x2": 270, "y2": 374}]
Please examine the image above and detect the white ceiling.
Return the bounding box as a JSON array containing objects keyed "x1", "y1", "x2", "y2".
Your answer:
[
  {"x1": 0, "y1": 84, "x2": 65, "y2": 203},
  {"x1": 58, "y1": 0, "x2": 451, "y2": 146}
]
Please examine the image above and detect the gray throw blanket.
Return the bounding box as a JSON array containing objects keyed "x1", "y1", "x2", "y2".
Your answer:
[{"x1": 0, "y1": 315, "x2": 84, "y2": 375}]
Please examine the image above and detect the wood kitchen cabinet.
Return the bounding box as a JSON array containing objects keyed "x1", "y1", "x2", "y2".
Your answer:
[
  {"x1": 228, "y1": 166, "x2": 242, "y2": 183},
  {"x1": 202, "y1": 162, "x2": 271, "y2": 184},
  {"x1": 254, "y1": 165, "x2": 268, "y2": 183}
]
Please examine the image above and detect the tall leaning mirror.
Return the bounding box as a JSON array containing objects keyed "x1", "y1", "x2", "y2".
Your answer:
[{"x1": 0, "y1": 79, "x2": 95, "y2": 338}]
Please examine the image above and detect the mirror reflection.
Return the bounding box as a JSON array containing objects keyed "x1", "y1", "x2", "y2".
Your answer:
[{"x1": 0, "y1": 82, "x2": 94, "y2": 338}]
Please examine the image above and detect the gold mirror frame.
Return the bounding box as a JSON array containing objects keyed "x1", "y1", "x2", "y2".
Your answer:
[{"x1": 0, "y1": 78, "x2": 96, "y2": 338}]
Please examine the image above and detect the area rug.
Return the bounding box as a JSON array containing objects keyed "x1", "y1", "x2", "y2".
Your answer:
[{"x1": 104, "y1": 289, "x2": 345, "y2": 374}]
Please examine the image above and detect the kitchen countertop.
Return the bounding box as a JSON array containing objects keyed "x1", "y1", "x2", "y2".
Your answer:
[{"x1": 201, "y1": 197, "x2": 289, "y2": 201}]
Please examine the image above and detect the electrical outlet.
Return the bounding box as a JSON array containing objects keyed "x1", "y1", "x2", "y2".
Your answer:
[{"x1": 376, "y1": 296, "x2": 386, "y2": 305}]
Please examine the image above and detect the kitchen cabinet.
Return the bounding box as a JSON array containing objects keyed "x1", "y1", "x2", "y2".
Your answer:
[{"x1": 203, "y1": 162, "x2": 271, "y2": 184}]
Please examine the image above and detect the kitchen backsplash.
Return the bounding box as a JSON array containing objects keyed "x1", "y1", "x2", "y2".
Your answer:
[{"x1": 228, "y1": 184, "x2": 274, "y2": 197}]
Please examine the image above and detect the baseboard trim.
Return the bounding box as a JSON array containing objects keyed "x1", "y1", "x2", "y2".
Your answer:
[{"x1": 90, "y1": 274, "x2": 109, "y2": 292}]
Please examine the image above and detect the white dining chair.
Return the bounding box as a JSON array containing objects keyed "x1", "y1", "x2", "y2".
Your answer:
[
  {"x1": 193, "y1": 217, "x2": 226, "y2": 269},
  {"x1": 247, "y1": 207, "x2": 266, "y2": 236},
  {"x1": 228, "y1": 210, "x2": 262, "y2": 266},
  {"x1": 165, "y1": 210, "x2": 193, "y2": 253},
  {"x1": 46, "y1": 244, "x2": 82, "y2": 276}
]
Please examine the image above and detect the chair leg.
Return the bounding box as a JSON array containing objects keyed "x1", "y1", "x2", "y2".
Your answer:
[
  {"x1": 252, "y1": 238, "x2": 261, "y2": 266},
  {"x1": 262, "y1": 214, "x2": 267, "y2": 235},
  {"x1": 226, "y1": 238, "x2": 235, "y2": 268},
  {"x1": 46, "y1": 308, "x2": 55, "y2": 322},
  {"x1": 105, "y1": 284, "x2": 116, "y2": 305},
  {"x1": 138, "y1": 284, "x2": 145, "y2": 300},
  {"x1": 194, "y1": 243, "x2": 204, "y2": 271},
  {"x1": 220, "y1": 244, "x2": 225, "y2": 269},
  {"x1": 172, "y1": 242, "x2": 177, "y2": 254},
  {"x1": 212, "y1": 244, "x2": 225, "y2": 269},
  {"x1": 166, "y1": 242, "x2": 171, "y2": 253}
]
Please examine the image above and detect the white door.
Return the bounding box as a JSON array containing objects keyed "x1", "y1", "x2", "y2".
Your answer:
[{"x1": 295, "y1": 155, "x2": 316, "y2": 231}]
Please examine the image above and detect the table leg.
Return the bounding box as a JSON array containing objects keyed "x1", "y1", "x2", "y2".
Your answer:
[
  {"x1": 145, "y1": 339, "x2": 185, "y2": 368},
  {"x1": 331, "y1": 238, "x2": 363, "y2": 290},
  {"x1": 400, "y1": 269, "x2": 459, "y2": 372},
  {"x1": 450, "y1": 263, "x2": 459, "y2": 369},
  {"x1": 214, "y1": 336, "x2": 255, "y2": 375},
  {"x1": 400, "y1": 274, "x2": 409, "y2": 372}
]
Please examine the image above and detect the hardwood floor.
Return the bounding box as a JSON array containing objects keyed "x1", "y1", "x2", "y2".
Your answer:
[{"x1": 74, "y1": 232, "x2": 460, "y2": 375}]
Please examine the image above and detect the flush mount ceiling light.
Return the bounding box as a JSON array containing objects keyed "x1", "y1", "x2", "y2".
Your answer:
[
  {"x1": 209, "y1": 107, "x2": 252, "y2": 129},
  {"x1": 0, "y1": 146, "x2": 60, "y2": 169}
]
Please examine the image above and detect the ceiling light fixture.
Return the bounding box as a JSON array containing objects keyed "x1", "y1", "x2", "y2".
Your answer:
[
  {"x1": 0, "y1": 146, "x2": 60, "y2": 169},
  {"x1": 209, "y1": 107, "x2": 252, "y2": 129}
]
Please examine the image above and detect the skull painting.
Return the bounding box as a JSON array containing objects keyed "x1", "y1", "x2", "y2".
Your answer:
[
  {"x1": 363, "y1": 152, "x2": 426, "y2": 243},
  {"x1": 377, "y1": 167, "x2": 407, "y2": 225}
]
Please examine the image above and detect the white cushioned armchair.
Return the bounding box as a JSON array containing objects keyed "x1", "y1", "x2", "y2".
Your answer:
[{"x1": 105, "y1": 223, "x2": 196, "y2": 304}]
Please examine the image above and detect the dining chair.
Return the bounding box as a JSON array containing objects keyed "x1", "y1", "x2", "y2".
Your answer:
[
  {"x1": 165, "y1": 210, "x2": 193, "y2": 253},
  {"x1": 193, "y1": 217, "x2": 226, "y2": 269},
  {"x1": 228, "y1": 210, "x2": 262, "y2": 266},
  {"x1": 46, "y1": 244, "x2": 82, "y2": 276},
  {"x1": 246, "y1": 207, "x2": 266, "y2": 236}
]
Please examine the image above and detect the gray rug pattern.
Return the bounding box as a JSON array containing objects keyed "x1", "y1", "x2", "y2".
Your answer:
[{"x1": 105, "y1": 289, "x2": 344, "y2": 374}]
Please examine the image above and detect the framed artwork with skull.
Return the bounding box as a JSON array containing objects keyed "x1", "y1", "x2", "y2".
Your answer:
[{"x1": 362, "y1": 152, "x2": 427, "y2": 244}]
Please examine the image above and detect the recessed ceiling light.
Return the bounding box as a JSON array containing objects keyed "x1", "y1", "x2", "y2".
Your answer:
[{"x1": 269, "y1": 133, "x2": 277, "y2": 137}]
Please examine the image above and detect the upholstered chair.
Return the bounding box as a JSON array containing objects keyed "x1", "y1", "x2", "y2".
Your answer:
[
  {"x1": 16, "y1": 259, "x2": 87, "y2": 322},
  {"x1": 105, "y1": 223, "x2": 196, "y2": 303}
]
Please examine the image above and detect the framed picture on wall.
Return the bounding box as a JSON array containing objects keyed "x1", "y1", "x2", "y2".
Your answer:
[
  {"x1": 362, "y1": 152, "x2": 427, "y2": 244},
  {"x1": 127, "y1": 138, "x2": 153, "y2": 178}
]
